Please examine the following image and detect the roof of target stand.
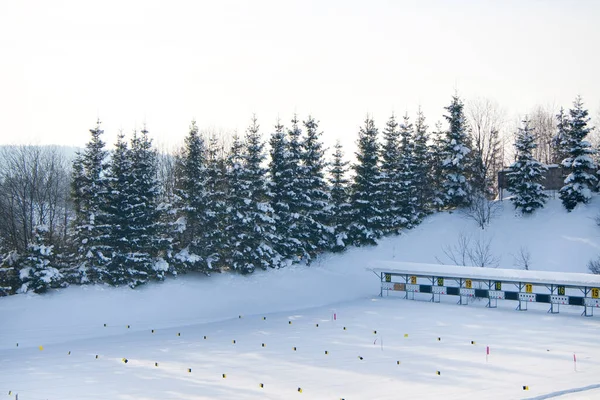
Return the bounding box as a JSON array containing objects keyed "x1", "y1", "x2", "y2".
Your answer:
[{"x1": 371, "y1": 261, "x2": 600, "y2": 288}]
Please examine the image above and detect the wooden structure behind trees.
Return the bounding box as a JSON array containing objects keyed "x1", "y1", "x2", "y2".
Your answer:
[{"x1": 498, "y1": 164, "x2": 598, "y2": 199}]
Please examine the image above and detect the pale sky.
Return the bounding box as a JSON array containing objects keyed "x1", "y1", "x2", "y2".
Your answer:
[{"x1": 1, "y1": 0, "x2": 599, "y2": 153}]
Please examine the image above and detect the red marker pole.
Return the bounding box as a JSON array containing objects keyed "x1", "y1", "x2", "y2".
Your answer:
[
  {"x1": 486, "y1": 346, "x2": 490, "y2": 363},
  {"x1": 574, "y1": 353, "x2": 577, "y2": 371}
]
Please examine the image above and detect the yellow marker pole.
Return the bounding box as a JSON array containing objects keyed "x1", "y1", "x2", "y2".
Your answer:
[{"x1": 38, "y1": 346, "x2": 44, "y2": 351}]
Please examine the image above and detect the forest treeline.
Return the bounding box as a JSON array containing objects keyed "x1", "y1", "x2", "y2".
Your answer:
[{"x1": 0, "y1": 95, "x2": 597, "y2": 294}]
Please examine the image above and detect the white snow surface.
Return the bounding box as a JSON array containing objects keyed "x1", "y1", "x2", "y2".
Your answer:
[{"x1": 3, "y1": 197, "x2": 600, "y2": 399}]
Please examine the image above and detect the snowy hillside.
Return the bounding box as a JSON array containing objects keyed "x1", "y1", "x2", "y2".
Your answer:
[{"x1": 2, "y1": 196, "x2": 600, "y2": 399}]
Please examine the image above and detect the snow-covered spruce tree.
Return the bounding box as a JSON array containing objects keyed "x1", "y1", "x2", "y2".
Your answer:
[
  {"x1": 552, "y1": 107, "x2": 570, "y2": 165},
  {"x1": 559, "y1": 96, "x2": 598, "y2": 211},
  {"x1": 379, "y1": 114, "x2": 403, "y2": 234},
  {"x1": 328, "y1": 141, "x2": 352, "y2": 252},
  {"x1": 413, "y1": 107, "x2": 432, "y2": 217},
  {"x1": 124, "y1": 128, "x2": 162, "y2": 286},
  {"x1": 225, "y1": 118, "x2": 278, "y2": 273},
  {"x1": 19, "y1": 225, "x2": 62, "y2": 293},
  {"x1": 398, "y1": 114, "x2": 419, "y2": 228},
  {"x1": 269, "y1": 120, "x2": 297, "y2": 262},
  {"x1": 102, "y1": 131, "x2": 135, "y2": 285},
  {"x1": 203, "y1": 134, "x2": 228, "y2": 271},
  {"x1": 349, "y1": 117, "x2": 384, "y2": 246},
  {"x1": 300, "y1": 116, "x2": 333, "y2": 260},
  {"x1": 70, "y1": 120, "x2": 110, "y2": 283},
  {"x1": 172, "y1": 121, "x2": 209, "y2": 272},
  {"x1": 440, "y1": 95, "x2": 473, "y2": 209},
  {"x1": 286, "y1": 116, "x2": 311, "y2": 261},
  {"x1": 428, "y1": 121, "x2": 446, "y2": 210},
  {"x1": 507, "y1": 118, "x2": 548, "y2": 214}
]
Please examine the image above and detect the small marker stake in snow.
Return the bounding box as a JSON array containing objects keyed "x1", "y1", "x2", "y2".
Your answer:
[
  {"x1": 222, "y1": 373, "x2": 226, "y2": 378},
  {"x1": 177, "y1": 332, "x2": 181, "y2": 336},
  {"x1": 151, "y1": 329, "x2": 155, "y2": 333},
  {"x1": 358, "y1": 356, "x2": 363, "y2": 360},
  {"x1": 325, "y1": 350, "x2": 328, "y2": 355},
  {"x1": 343, "y1": 327, "x2": 346, "y2": 330},
  {"x1": 188, "y1": 368, "x2": 192, "y2": 373},
  {"x1": 289, "y1": 321, "x2": 292, "y2": 325},
  {"x1": 262, "y1": 343, "x2": 266, "y2": 347},
  {"x1": 471, "y1": 341, "x2": 476, "y2": 345},
  {"x1": 486, "y1": 346, "x2": 490, "y2": 362},
  {"x1": 397, "y1": 361, "x2": 400, "y2": 365},
  {"x1": 155, "y1": 362, "x2": 158, "y2": 367},
  {"x1": 68, "y1": 351, "x2": 71, "y2": 355},
  {"x1": 263, "y1": 317, "x2": 266, "y2": 320},
  {"x1": 437, "y1": 337, "x2": 441, "y2": 341},
  {"x1": 122, "y1": 358, "x2": 128, "y2": 363},
  {"x1": 316, "y1": 323, "x2": 319, "y2": 327},
  {"x1": 373, "y1": 330, "x2": 377, "y2": 334},
  {"x1": 574, "y1": 353, "x2": 577, "y2": 371},
  {"x1": 232, "y1": 340, "x2": 236, "y2": 344},
  {"x1": 260, "y1": 383, "x2": 264, "y2": 388},
  {"x1": 293, "y1": 346, "x2": 297, "y2": 351},
  {"x1": 95, "y1": 355, "x2": 99, "y2": 359},
  {"x1": 203, "y1": 335, "x2": 207, "y2": 340},
  {"x1": 103, "y1": 324, "x2": 107, "y2": 327},
  {"x1": 298, "y1": 387, "x2": 302, "y2": 393},
  {"x1": 15, "y1": 343, "x2": 18, "y2": 347},
  {"x1": 523, "y1": 386, "x2": 529, "y2": 390},
  {"x1": 38, "y1": 346, "x2": 43, "y2": 351},
  {"x1": 239, "y1": 315, "x2": 242, "y2": 319},
  {"x1": 436, "y1": 371, "x2": 441, "y2": 375},
  {"x1": 127, "y1": 325, "x2": 130, "y2": 329}
]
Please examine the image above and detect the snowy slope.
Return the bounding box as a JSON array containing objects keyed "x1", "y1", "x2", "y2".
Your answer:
[{"x1": 2, "y1": 197, "x2": 600, "y2": 399}]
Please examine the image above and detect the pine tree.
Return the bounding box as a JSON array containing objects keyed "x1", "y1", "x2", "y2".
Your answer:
[
  {"x1": 413, "y1": 107, "x2": 431, "y2": 217},
  {"x1": 70, "y1": 120, "x2": 110, "y2": 283},
  {"x1": 300, "y1": 116, "x2": 333, "y2": 260},
  {"x1": 507, "y1": 118, "x2": 548, "y2": 214},
  {"x1": 349, "y1": 117, "x2": 383, "y2": 246},
  {"x1": 440, "y1": 95, "x2": 472, "y2": 209},
  {"x1": 398, "y1": 114, "x2": 419, "y2": 227},
  {"x1": 379, "y1": 114, "x2": 402, "y2": 233},
  {"x1": 19, "y1": 225, "x2": 62, "y2": 293},
  {"x1": 328, "y1": 141, "x2": 351, "y2": 252},
  {"x1": 559, "y1": 96, "x2": 598, "y2": 211}
]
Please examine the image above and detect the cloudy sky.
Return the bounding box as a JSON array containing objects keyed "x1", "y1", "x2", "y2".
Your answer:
[{"x1": 1, "y1": 0, "x2": 599, "y2": 152}]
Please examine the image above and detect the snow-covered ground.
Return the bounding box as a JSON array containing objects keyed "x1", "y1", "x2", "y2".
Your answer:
[{"x1": 2, "y1": 197, "x2": 600, "y2": 399}]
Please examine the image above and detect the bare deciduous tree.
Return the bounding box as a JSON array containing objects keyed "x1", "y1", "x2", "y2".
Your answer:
[
  {"x1": 466, "y1": 97, "x2": 505, "y2": 198},
  {"x1": 513, "y1": 246, "x2": 531, "y2": 270},
  {"x1": 528, "y1": 104, "x2": 557, "y2": 165},
  {"x1": 437, "y1": 232, "x2": 500, "y2": 268},
  {"x1": 0, "y1": 145, "x2": 71, "y2": 253},
  {"x1": 462, "y1": 194, "x2": 502, "y2": 229}
]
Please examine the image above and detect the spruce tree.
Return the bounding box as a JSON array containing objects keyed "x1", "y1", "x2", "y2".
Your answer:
[
  {"x1": 125, "y1": 128, "x2": 161, "y2": 286},
  {"x1": 429, "y1": 122, "x2": 446, "y2": 210},
  {"x1": 559, "y1": 96, "x2": 598, "y2": 211},
  {"x1": 552, "y1": 107, "x2": 570, "y2": 165},
  {"x1": 413, "y1": 107, "x2": 431, "y2": 217},
  {"x1": 225, "y1": 118, "x2": 278, "y2": 273},
  {"x1": 20, "y1": 225, "x2": 62, "y2": 293},
  {"x1": 507, "y1": 118, "x2": 548, "y2": 214},
  {"x1": 70, "y1": 120, "x2": 110, "y2": 283},
  {"x1": 328, "y1": 141, "x2": 351, "y2": 252},
  {"x1": 300, "y1": 116, "x2": 333, "y2": 260},
  {"x1": 398, "y1": 114, "x2": 418, "y2": 227},
  {"x1": 269, "y1": 120, "x2": 297, "y2": 262},
  {"x1": 440, "y1": 95, "x2": 472, "y2": 209},
  {"x1": 175, "y1": 121, "x2": 208, "y2": 271},
  {"x1": 349, "y1": 117, "x2": 383, "y2": 246},
  {"x1": 103, "y1": 131, "x2": 135, "y2": 285},
  {"x1": 379, "y1": 114, "x2": 402, "y2": 233}
]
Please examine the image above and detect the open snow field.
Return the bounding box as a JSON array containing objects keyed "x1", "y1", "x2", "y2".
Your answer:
[{"x1": 2, "y1": 197, "x2": 600, "y2": 399}]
